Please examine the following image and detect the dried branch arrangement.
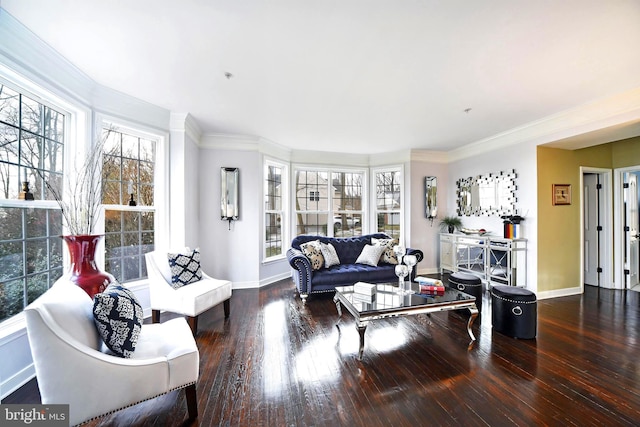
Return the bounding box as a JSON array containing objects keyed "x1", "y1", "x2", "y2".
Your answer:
[{"x1": 39, "y1": 127, "x2": 115, "y2": 235}]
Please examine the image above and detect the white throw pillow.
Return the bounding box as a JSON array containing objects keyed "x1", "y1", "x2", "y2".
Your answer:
[
  {"x1": 355, "y1": 244, "x2": 386, "y2": 267},
  {"x1": 320, "y1": 242, "x2": 340, "y2": 268}
]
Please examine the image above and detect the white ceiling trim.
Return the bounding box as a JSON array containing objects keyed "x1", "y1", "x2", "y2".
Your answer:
[
  {"x1": 200, "y1": 133, "x2": 262, "y2": 151},
  {"x1": 410, "y1": 150, "x2": 449, "y2": 164},
  {"x1": 448, "y1": 86, "x2": 640, "y2": 162}
]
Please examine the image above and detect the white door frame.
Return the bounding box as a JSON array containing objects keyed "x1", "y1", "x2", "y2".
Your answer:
[
  {"x1": 580, "y1": 167, "x2": 613, "y2": 290},
  {"x1": 614, "y1": 165, "x2": 640, "y2": 289}
]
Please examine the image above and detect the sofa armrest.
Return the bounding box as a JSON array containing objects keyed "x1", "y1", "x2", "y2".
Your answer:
[{"x1": 287, "y1": 248, "x2": 312, "y2": 297}]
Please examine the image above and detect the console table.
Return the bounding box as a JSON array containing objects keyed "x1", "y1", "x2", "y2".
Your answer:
[{"x1": 440, "y1": 233, "x2": 527, "y2": 286}]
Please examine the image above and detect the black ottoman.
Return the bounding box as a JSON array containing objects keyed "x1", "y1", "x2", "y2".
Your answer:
[
  {"x1": 491, "y1": 285, "x2": 537, "y2": 339},
  {"x1": 449, "y1": 272, "x2": 483, "y2": 313}
]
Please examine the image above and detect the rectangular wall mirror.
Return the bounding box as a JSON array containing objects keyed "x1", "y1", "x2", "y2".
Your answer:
[
  {"x1": 221, "y1": 167, "x2": 239, "y2": 220},
  {"x1": 456, "y1": 169, "x2": 516, "y2": 216},
  {"x1": 425, "y1": 176, "x2": 437, "y2": 219}
]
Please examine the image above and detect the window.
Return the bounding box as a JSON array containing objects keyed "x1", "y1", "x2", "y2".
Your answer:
[
  {"x1": 0, "y1": 82, "x2": 65, "y2": 322},
  {"x1": 332, "y1": 171, "x2": 363, "y2": 237},
  {"x1": 264, "y1": 160, "x2": 287, "y2": 259},
  {"x1": 102, "y1": 126, "x2": 156, "y2": 283},
  {"x1": 374, "y1": 168, "x2": 402, "y2": 239},
  {"x1": 294, "y1": 167, "x2": 365, "y2": 237}
]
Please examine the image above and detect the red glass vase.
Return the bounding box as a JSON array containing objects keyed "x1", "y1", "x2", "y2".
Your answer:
[{"x1": 62, "y1": 235, "x2": 115, "y2": 298}]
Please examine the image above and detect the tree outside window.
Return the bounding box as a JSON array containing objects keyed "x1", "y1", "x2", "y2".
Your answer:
[{"x1": 0, "y1": 83, "x2": 64, "y2": 322}]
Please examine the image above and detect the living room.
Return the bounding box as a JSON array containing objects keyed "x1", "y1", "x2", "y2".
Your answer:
[{"x1": 1, "y1": 1, "x2": 640, "y2": 425}]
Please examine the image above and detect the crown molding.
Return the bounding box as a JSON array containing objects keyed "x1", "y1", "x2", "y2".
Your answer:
[
  {"x1": 170, "y1": 113, "x2": 202, "y2": 142},
  {"x1": 257, "y1": 137, "x2": 291, "y2": 161},
  {"x1": 200, "y1": 133, "x2": 261, "y2": 151},
  {"x1": 448, "y1": 86, "x2": 640, "y2": 162},
  {"x1": 0, "y1": 8, "x2": 94, "y2": 106},
  {"x1": 410, "y1": 150, "x2": 449, "y2": 163}
]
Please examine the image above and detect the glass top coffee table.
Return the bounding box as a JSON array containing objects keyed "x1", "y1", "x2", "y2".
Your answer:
[{"x1": 333, "y1": 282, "x2": 479, "y2": 359}]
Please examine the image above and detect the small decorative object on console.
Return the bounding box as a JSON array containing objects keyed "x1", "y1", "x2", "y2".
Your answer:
[{"x1": 460, "y1": 228, "x2": 487, "y2": 235}]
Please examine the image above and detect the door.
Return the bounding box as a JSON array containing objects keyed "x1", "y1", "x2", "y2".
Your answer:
[
  {"x1": 584, "y1": 174, "x2": 599, "y2": 286},
  {"x1": 625, "y1": 173, "x2": 639, "y2": 289}
]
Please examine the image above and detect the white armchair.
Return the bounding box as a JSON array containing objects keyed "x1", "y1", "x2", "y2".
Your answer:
[
  {"x1": 24, "y1": 279, "x2": 199, "y2": 426},
  {"x1": 145, "y1": 250, "x2": 232, "y2": 335}
]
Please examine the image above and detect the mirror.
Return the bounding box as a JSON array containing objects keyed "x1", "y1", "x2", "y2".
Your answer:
[
  {"x1": 221, "y1": 167, "x2": 239, "y2": 221},
  {"x1": 456, "y1": 169, "x2": 516, "y2": 216},
  {"x1": 425, "y1": 176, "x2": 437, "y2": 220}
]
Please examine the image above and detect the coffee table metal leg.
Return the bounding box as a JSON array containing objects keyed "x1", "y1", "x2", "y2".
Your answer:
[
  {"x1": 356, "y1": 321, "x2": 367, "y2": 359},
  {"x1": 333, "y1": 295, "x2": 342, "y2": 318},
  {"x1": 467, "y1": 305, "x2": 479, "y2": 341}
]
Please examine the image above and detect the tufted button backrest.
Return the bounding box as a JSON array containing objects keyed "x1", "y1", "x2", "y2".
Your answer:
[{"x1": 291, "y1": 233, "x2": 392, "y2": 264}]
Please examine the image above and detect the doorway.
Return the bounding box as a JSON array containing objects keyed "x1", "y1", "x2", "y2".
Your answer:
[
  {"x1": 580, "y1": 167, "x2": 613, "y2": 290},
  {"x1": 614, "y1": 166, "x2": 640, "y2": 291}
]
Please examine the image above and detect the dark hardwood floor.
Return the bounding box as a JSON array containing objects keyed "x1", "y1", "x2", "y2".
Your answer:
[{"x1": 5, "y1": 278, "x2": 640, "y2": 426}]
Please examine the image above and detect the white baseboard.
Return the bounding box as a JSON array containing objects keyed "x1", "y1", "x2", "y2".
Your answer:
[
  {"x1": 537, "y1": 286, "x2": 583, "y2": 300},
  {"x1": 1, "y1": 364, "x2": 35, "y2": 401},
  {"x1": 231, "y1": 272, "x2": 292, "y2": 290}
]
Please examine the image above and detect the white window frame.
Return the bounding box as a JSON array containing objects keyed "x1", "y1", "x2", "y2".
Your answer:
[
  {"x1": 371, "y1": 165, "x2": 404, "y2": 241},
  {"x1": 292, "y1": 165, "x2": 367, "y2": 238},
  {"x1": 263, "y1": 158, "x2": 288, "y2": 262},
  {"x1": 0, "y1": 66, "x2": 87, "y2": 331},
  {"x1": 98, "y1": 117, "x2": 168, "y2": 284}
]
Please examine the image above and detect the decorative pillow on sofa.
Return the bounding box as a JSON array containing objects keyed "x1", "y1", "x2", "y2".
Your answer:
[
  {"x1": 93, "y1": 282, "x2": 143, "y2": 358},
  {"x1": 168, "y1": 248, "x2": 203, "y2": 289},
  {"x1": 300, "y1": 240, "x2": 325, "y2": 271},
  {"x1": 372, "y1": 237, "x2": 399, "y2": 265},
  {"x1": 355, "y1": 244, "x2": 386, "y2": 267},
  {"x1": 320, "y1": 242, "x2": 340, "y2": 268}
]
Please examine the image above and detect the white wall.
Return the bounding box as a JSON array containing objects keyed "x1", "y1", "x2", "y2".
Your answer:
[
  {"x1": 446, "y1": 141, "x2": 538, "y2": 292},
  {"x1": 197, "y1": 147, "x2": 262, "y2": 288},
  {"x1": 409, "y1": 156, "x2": 450, "y2": 275}
]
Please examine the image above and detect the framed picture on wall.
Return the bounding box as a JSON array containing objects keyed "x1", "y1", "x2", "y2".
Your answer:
[{"x1": 552, "y1": 184, "x2": 571, "y2": 205}]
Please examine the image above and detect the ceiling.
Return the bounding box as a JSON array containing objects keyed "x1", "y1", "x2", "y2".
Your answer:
[{"x1": 2, "y1": 0, "x2": 640, "y2": 154}]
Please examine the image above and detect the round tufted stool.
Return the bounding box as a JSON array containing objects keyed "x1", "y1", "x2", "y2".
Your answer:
[
  {"x1": 448, "y1": 272, "x2": 483, "y2": 313},
  {"x1": 491, "y1": 285, "x2": 537, "y2": 339}
]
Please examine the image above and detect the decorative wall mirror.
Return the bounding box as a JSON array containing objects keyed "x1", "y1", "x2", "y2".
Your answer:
[
  {"x1": 425, "y1": 176, "x2": 437, "y2": 222},
  {"x1": 221, "y1": 167, "x2": 239, "y2": 226},
  {"x1": 456, "y1": 169, "x2": 516, "y2": 216}
]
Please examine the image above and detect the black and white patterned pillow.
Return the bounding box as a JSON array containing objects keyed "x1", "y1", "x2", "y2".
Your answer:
[
  {"x1": 300, "y1": 240, "x2": 325, "y2": 271},
  {"x1": 372, "y1": 237, "x2": 399, "y2": 265},
  {"x1": 168, "y1": 249, "x2": 203, "y2": 289},
  {"x1": 93, "y1": 282, "x2": 143, "y2": 358}
]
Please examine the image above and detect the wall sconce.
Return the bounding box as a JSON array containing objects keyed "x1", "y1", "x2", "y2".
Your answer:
[{"x1": 221, "y1": 167, "x2": 239, "y2": 229}]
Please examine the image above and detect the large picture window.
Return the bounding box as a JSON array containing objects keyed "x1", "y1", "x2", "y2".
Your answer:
[
  {"x1": 102, "y1": 126, "x2": 156, "y2": 283},
  {"x1": 294, "y1": 167, "x2": 365, "y2": 237},
  {"x1": 0, "y1": 82, "x2": 65, "y2": 322}
]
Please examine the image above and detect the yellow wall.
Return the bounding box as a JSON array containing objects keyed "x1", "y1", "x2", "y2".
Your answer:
[
  {"x1": 537, "y1": 136, "x2": 640, "y2": 292},
  {"x1": 612, "y1": 136, "x2": 640, "y2": 168}
]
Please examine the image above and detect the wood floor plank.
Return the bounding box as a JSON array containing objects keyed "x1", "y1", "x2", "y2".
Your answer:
[{"x1": 6, "y1": 280, "x2": 640, "y2": 426}]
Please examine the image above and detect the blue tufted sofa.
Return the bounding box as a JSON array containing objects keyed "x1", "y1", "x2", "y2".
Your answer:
[{"x1": 287, "y1": 233, "x2": 423, "y2": 301}]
